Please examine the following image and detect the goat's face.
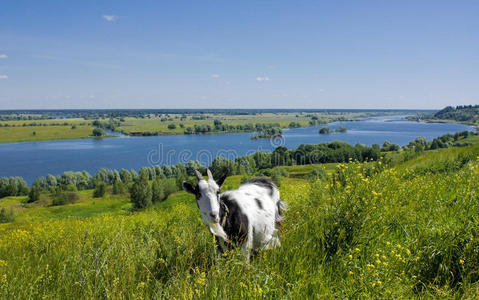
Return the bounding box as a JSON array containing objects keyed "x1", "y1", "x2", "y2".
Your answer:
[{"x1": 182, "y1": 169, "x2": 226, "y2": 225}]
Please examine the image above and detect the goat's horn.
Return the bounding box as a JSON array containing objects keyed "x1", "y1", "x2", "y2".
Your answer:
[
  {"x1": 194, "y1": 170, "x2": 204, "y2": 181},
  {"x1": 207, "y1": 169, "x2": 214, "y2": 181}
]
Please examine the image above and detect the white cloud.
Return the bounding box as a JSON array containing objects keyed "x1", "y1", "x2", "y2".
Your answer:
[
  {"x1": 210, "y1": 74, "x2": 220, "y2": 78},
  {"x1": 256, "y1": 76, "x2": 271, "y2": 82},
  {"x1": 102, "y1": 15, "x2": 118, "y2": 22},
  {"x1": 0, "y1": 54, "x2": 7, "y2": 59},
  {"x1": 0, "y1": 75, "x2": 8, "y2": 79}
]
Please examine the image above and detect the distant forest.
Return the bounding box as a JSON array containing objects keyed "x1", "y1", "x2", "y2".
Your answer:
[
  {"x1": 0, "y1": 108, "x2": 433, "y2": 121},
  {"x1": 409, "y1": 105, "x2": 479, "y2": 125}
]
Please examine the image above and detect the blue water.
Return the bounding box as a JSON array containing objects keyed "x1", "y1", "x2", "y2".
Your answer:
[{"x1": 0, "y1": 116, "x2": 474, "y2": 184}]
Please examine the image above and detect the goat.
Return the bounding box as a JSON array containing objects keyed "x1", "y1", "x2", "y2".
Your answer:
[{"x1": 183, "y1": 169, "x2": 285, "y2": 257}]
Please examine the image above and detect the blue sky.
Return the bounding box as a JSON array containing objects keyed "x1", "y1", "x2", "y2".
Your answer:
[{"x1": 0, "y1": 0, "x2": 478, "y2": 109}]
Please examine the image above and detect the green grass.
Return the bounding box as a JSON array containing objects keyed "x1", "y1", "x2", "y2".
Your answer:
[
  {"x1": 1, "y1": 149, "x2": 479, "y2": 298},
  {"x1": 274, "y1": 163, "x2": 337, "y2": 178},
  {"x1": 0, "y1": 191, "x2": 131, "y2": 225},
  {"x1": 0, "y1": 118, "x2": 95, "y2": 143},
  {"x1": 394, "y1": 144, "x2": 479, "y2": 171},
  {"x1": 0, "y1": 112, "x2": 368, "y2": 142},
  {"x1": 117, "y1": 112, "x2": 366, "y2": 135}
]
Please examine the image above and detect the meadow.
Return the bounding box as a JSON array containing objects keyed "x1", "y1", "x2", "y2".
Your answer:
[
  {"x1": 0, "y1": 118, "x2": 94, "y2": 143},
  {"x1": 0, "y1": 111, "x2": 369, "y2": 143},
  {"x1": 1, "y1": 143, "x2": 479, "y2": 298},
  {"x1": 115, "y1": 112, "x2": 366, "y2": 135}
]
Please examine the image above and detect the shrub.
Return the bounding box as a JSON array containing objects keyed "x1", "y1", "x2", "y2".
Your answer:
[
  {"x1": 162, "y1": 178, "x2": 179, "y2": 199},
  {"x1": 92, "y1": 128, "x2": 105, "y2": 137},
  {"x1": 0, "y1": 207, "x2": 14, "y2": 223},
  {"x1": 93, "y1": 182, "x2": 107, "y2": 198},
  {"x1": 240, "y1": 174, "x2": 251, "y2": 184},
  {"x1": 152, "y1": 179, "x2": 165, "y2": 203},
  {"x1": 319, "y1": 127, "x2": 331, "y2": 134},
  {"x1": 51, "y1": 190, "x2": 79, "y2": 206},
  {"x1": 112, "y1": 180, "x2": 127, "y2": 195},
  {"x1": 271, "y1": 170, "x2": 282, "y2": 187},
  {"x1": 130, "y1": 177, "x2": 152, "y2": 210},
  {"x1": 308, "y1": 168, "x2": 328, "y2": 181},
  {"x1": 27, "y1": 186, "x2": 41, "y2": 203}
]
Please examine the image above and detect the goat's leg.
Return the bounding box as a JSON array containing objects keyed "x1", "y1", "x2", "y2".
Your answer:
[{"x1": 241, "y1": 226, "x2": 254, "y2": 262}]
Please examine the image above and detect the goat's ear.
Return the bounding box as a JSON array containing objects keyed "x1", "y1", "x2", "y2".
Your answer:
[
  {"x1": 182, "y1": 181, "x2": 197, "y2": 195},
  {"x1": 216, "y1": 174, "x2": 227, "y2": 188}
]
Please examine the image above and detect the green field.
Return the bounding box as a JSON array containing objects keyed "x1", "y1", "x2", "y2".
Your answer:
[
  {"x1": 1, "y1": 145, "x2": 479, "y2": 298},
  {"x1": 116, "y1": 112, "x2": 367, "y2": 135},
  {"x1": 0, "y1": 118, "x2": 95, "y2": 143},
  {"x1": 0, "y1": 111, "x2": 374, "y2": 143}
]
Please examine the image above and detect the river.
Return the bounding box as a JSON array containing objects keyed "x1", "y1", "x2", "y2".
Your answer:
[{"x1": 0, "y1": 115, "x2": 474, "y2": 184}]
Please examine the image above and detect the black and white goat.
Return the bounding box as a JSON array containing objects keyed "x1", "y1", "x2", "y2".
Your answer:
[{"x1": 183, "y1": 169, "x2": 285, "y2": 256}]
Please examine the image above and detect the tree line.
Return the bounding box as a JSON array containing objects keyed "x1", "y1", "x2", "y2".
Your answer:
[
  {"x1": 408, "y1": 105, "x2": 479, "y2": 124},
  {"x1": 1, "y1": 131, "x2": 476, "y2": 210}
]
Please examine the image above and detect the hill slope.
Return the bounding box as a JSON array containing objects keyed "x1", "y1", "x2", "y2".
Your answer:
[{"x1": 1, "y1": 147, "x2": 479, "y2": 298}]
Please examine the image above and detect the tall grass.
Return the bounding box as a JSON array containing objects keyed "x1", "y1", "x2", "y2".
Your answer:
[{"x1": 1, "y1": 153, "x2": 479, "y2": 298}]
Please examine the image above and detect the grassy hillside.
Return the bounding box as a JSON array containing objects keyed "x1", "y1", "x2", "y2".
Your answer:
[
  {"x1": 1, "y1": 148, "x2": 479, "y2": 298},
  {"x1": 409, "y1": 105, "x2": 479, "y2": 126}
]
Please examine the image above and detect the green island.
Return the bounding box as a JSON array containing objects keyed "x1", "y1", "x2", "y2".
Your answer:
[
  {"x1": 0, "y1": 109, "x2": 426, "y2": 143},
  {"x1": 1, "y1": 129, "x2": 479, "y2": 298}
]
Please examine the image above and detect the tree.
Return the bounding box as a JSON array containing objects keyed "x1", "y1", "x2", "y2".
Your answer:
[
  {"x1": 93, "y1": 182, "x2": 106, "y2": 198},
  {"x1": 92, "y1": 128, "x2": 105, "y2": 137},
  {"x1": 130, "y1": 177, "x2": 152, "y2": 210},
  {"x1": 186, "y1": 161, "x2": 204, "y2": 176},
  {"x1": 162, "y1": 178, "x2": 179, "y2": 199},
  {"x1": 162, "y1": 165, "x2": 173, "y2": 178},
  {"x1": 271, "y1": 169, "x2": 282, "y2": 187},
  {"x1": 151, "y1": 179, "x2": 165, "y2": 203},
  {"x1": 120, "y1": 169, "x2": 133, "y2": 184},
  {"x1": 319, "y1": 127, "x2": 331, "y2": 134},
  {"x1": 112, "y1": 180, "x2": 126, "y2": 195},
  {"x1": 28, "y1": 186, "x2": 41, "y2": 203},
  {"x1": 272, "y1": 146, "x2": 292, "y2": 167},
  {"x1": 235, "y1": 156, "x2": 256, "y2": 175},
  {"x1": 209, "y1": 157, "x2": 235, "y2": 180},
  {"x1": 46, "y1": 174, "x2": 57, "y2": 188},
  {"x1": 33, "y1": 176, "x2": 48, "y2": 191}
]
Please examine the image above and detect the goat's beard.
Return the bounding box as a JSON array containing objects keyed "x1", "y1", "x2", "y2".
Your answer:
[{"x1": 208, "y1": 222, "x2": 229, "y2": 242}]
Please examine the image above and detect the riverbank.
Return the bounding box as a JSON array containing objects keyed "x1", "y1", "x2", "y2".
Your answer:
[
  {"x1": 0, "y1": 111, "x2": 409, "y2": 143},
  {"x1": 0, "y1": 115, "x2": 474, "y2": 184}
]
